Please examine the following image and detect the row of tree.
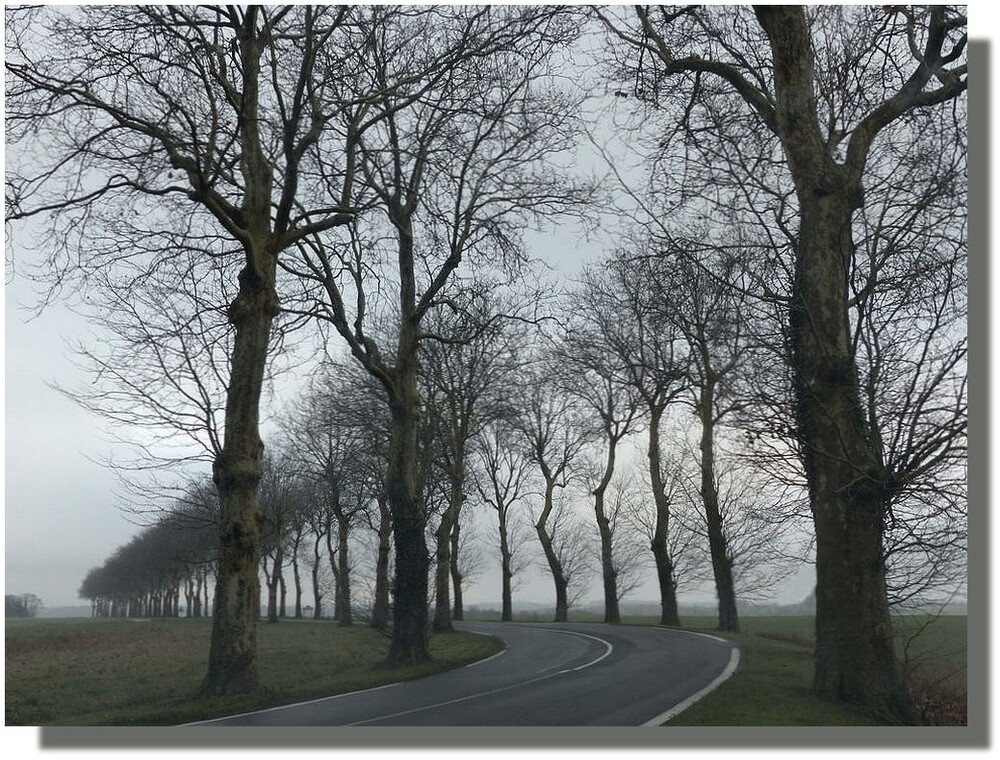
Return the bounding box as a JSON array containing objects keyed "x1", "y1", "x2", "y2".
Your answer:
[
  {"x1": 6, "y1": 594, "x2": 43, "y2": 618},
  {"x1": 7, "y1": 5, "x2": 966, "y2": 724}
]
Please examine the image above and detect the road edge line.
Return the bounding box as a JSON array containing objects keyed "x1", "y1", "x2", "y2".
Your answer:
[
  {"x1": 180, "y1": 681, "x2": 403, "y2": 726},
  {"x1": 640, "y1": 645, "x2": 741, "y2": 726},
  {"x1": 462, "y1": 629, "x2": 509, "y2": 668}
]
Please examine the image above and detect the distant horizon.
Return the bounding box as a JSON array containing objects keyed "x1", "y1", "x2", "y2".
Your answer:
[{"x1": 33, "y1": 593, "x2": 968, "y2": 620}]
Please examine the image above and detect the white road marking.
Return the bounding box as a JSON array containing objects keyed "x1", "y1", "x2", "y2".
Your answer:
[
  {"x1": 346, "y1": 628, "x2": 615, "y2": 726},
  {"x1": 548, "y1": 628, "x2": 615, "y2": 673},
  {"x1": 181, "y1": 681, "x2": 403, "y2": 726},
  {"x1": 640, "y1": 645, "x2": 741, "y2": 726}
]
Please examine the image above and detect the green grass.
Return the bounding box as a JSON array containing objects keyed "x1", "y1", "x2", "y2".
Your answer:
[
  {"x1": 663, "y1": 615, "x2": 967, "y2": 726},
  {"x1": 664, "y1": 627, "x2": 882, "y2": 725},
  {"x1": 5, "y1": 617, "x2": 502, "y2": 726}
]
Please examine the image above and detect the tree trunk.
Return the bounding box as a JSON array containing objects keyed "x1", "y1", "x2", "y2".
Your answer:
[
  {"x1": 371, "y1": 495, "x2": 392, "y2": 631},
  {"x1": 433, "y1": 472, "x2": 464, "y2": 632},
  {"x1": 793, "y1": 190, "x2": 914, "y2": 721},
  {"x1": 264, "y1": 553, "x2": 279, "y2": 624},
  {"x1": 754, "y1": 5, "x2": 917, "y2": 723},
  {"x1": 450, "y1": 520, "x2": 464, "y2": 621},
  {"x1": 278, "y1": 573, "x2": 287, "y2": 619},
  {"x1": 385, "y1": 320, "x2": 430, "y2": 665},
  {"x1": 593, "y1": 488, "x2": 620, "y2": 624},
  {"x1": 593, "y1": 438, "x2": 620, "y2": 625},
  {"x1": 194, "y1": 574, "x2": 203, "y2": 618},
  {"x1": 336, "y1": 517, "x2": 352, "y2": 626},
  {"x1": 311, "y1": 534, "x2": 324, "y2": 619},
  {"x1": 266, "y1": 536, "x2": 284, "y2": 623},
  {"x1": 535, "y1": 480, "x2": 569, "y2": 622},
  {"x1": 292, "y1": 550, "x2": 303, "y2": 619},
  {"x1": 199, "y1": 285, "x2": 271, "y2": 693},
  {"x1": 498, "y1": 506, "x2": 514, "y2": 622},
  {"x1": 647, "y1": 406, "x2": 681, "y2": 627},
  {"x1": 697, "y1": 379, "x2": 739, "y2": 633}
]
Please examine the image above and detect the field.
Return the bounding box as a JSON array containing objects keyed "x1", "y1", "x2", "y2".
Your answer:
[
  {"x1": 668, "y1": 615, "x2": 967, "y2": 726},
  {"x1": 5, "y1": 617, "x2": 502, "y2": 726}
]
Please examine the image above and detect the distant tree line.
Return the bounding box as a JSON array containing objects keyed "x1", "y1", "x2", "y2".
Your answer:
[
  {"x1": 6, "y1": 594, "x2": 43, "y2": 618},
  {"x1": 79, "y1": 481, "x2": 218, "y2": 619}
]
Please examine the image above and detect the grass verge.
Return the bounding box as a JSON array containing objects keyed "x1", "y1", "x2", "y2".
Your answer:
[
  {"x1": 663, "y1": 615, "x2": 967, "y2": 726},
  {"x1": 663, "y1": 628, "x2": 882, "y2": 725},
  {"x1": 5, "y1": 617, "x2": 502, "y2": 726}
]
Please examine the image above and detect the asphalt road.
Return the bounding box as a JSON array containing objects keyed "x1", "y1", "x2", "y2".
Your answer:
[{"x1": 190, "y1": 621, "x2": 739, "y2": 726}]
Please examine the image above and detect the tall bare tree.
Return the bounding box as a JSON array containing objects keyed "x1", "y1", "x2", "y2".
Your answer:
[
  {"x1": 6, "y1": 6, "x2": 369, "y2": 695},
  {"x1": 515, "y1": 361, "x2": 593, "y2": 622},
  {"x1": 599, "y1": 4, "x2": 966, "y2": 720},
  {"x1": 474, "y1": 423, "x2": 535, "y2": 622},
  {"x1": 278, "y1": 6, "x2": 589, "y2": 663},
  {"x1": 596, "y1": 249, "x2": 688, "y2": 625},
  {"x1": 420, "y1": 293, "x2": 524, "y2": 631},
  {"x1": 559, "y1": 279, "x2": 642, "y2": 624}
]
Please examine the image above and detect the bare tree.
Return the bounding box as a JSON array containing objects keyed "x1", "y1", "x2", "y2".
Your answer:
[
  {"x1": 648, "y1": 244, "x2": 754, "y2": 632},
  {"x1": 593, "y1": 248, "x2": 688, "y2": 625},
  {"x1": 558, "y1": 282, "x2": 642, "y2": 624},
  {"x1": 598, "y1": 4, "x2": 966, "y2": 720},
  {"x1": 420, "y1": 293, "x2": 524, "y2": 631},
  {"x1": 275, "y1": 6, "x2": 590, "y2": 663},
  {"x1": 6, "y1": 6, "x2": 372, "y2": 695},
  {"x1": 474, "y1": 423, "x2": 535, "y2": 622},
  {"x1": 515, "y1": 360, "x2": 594, "y2": 621}
]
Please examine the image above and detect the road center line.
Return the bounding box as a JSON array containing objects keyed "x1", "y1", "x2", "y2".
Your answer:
[
  {"x1": 547, "y1": 628, "x2": 614, "y2": 672},
  {"x1": 347, "y1": 628, "x2": 615, "y2": 726}
]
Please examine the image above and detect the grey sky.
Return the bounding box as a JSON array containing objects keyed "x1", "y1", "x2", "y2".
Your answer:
[
  {"x1": 3, "y1": 209, "x2": 816, "y2": 611},
  {"x1": 5, "y1": 287, "x2": 135, "y2": 607}
]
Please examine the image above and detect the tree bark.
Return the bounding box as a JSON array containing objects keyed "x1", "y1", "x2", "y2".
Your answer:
[
  {"x1": 335, "y1": 517, "x2": 352, "y2": 626},
  {"x1": 793, "y1": 189, "x2": 913, "y2": 720},
  {"x1": 450, "y1": 520, "x2": 464, "y2": 621},
  {"x1": 697, "y1": 378, "x2": 739, "y2": 633},
  {"x1": 646, "y1": 407, "x2": 681, "y2": 627},
  {"x1": 535, "y1": 479, "x2": 569, "y2": 622},
  {"x1": 433, "y1": 469, "x2": 465, "y2": 632},
  {"x1": 593, "y1": 439, "x2": 621, "y2": 625},
  {"x1": 292, "y1": 550, "x2": 303, "y2": 619},
  {"x1": 385, "y1": 317, "x2": 431, "y2": 665},
  {"x1": 311, "y1": 534, "x2": 324, "y2": 620},
  {"x1": 755, "y1": 4, "x2": 917, "y2": 722},
  {"x1": 370, "y1": 494, "x2": 392, "y2": 631},
  {"x1": 265, "y1": 529, "x2": 285, "y2": 624},
  {"x1": 197, "y1": 244, "x2": 277, "y2": 695},
  {"x1": 498, "y1": 505, "x2": 514, "y2": 622}
]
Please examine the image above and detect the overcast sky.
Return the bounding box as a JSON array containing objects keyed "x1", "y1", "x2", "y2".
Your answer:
[{"x1": 3, "y1": 207, "x2": 818, "y2": 612}]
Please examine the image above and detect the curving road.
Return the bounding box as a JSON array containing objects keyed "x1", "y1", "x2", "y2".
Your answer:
[{"x1": 189, "y1": 621, "x2": 739, "y2": 726}]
